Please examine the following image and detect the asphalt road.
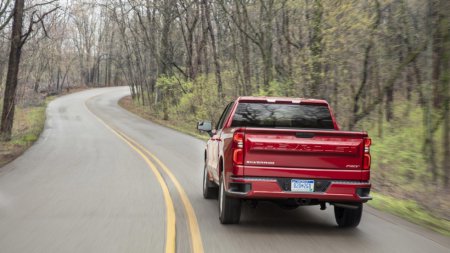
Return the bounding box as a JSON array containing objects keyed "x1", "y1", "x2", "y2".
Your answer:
[{"x1": 0, "y1": 87, "x2": 448, "y2": 253}]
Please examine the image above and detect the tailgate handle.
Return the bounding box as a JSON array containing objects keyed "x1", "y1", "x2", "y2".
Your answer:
[{"x1": 296, "y1": 132, "x2": 315, "y2": 138}]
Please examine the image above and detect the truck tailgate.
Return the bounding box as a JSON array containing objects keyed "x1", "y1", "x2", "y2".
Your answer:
[{"x1": 242, "y1": 128, "x2": 368, "y2": 175}]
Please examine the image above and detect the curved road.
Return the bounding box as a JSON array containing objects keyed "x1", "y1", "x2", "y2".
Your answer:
[{"x1": 0, "y1": 87, "x2": 448, "y2": 253}]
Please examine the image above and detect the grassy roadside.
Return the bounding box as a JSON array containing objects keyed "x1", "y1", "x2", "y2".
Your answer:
[
  {"x1": 119, "y1": 96, "x2": 208, "y2": 141},
  {"x1": 370, "y1": 192, "x2": 450, "y2": 236},
  {"x1": 119, "y1": 95, "x2": 450, "y2": 237},
  {"x1": 0, "y1": 99, "x2": 50, "y2": 168},
  {"x1": 0, "y1": 88, "x2": 87, "y2": 169}
]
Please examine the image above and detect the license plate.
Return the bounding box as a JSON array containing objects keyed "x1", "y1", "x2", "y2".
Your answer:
[{"x1": 291, "y1": 179, "x2": 314, "y2": 192}]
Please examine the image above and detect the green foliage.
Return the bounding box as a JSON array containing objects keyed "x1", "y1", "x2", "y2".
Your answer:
[
  {"x1": 369, "y1": 106, "x2": 429, "y2": 187},
  {"x1": 150, "y1": 74, "x2": 227, "y2": 134},
  {"x1": 257, "y1": 80, "x2": 294, "y2": 97},
  {"x1": 362, "y1": 99, "x2": 450, "y2": 192},
  {"x1": 156, "y1": 75, "x2": 188, "y2": 93}
]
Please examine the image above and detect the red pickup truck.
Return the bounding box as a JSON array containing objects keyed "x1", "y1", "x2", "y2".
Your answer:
[{"x1": 197, "y1": 96, "x2": 372, "y2": 227}]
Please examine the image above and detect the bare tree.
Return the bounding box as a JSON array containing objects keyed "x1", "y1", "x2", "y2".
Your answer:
[{"x1": 0, "y1": 0, "x2": 58, "y2": 140}]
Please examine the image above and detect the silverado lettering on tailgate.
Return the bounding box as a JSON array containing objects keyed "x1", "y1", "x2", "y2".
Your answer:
[{"x1": 246, "y1": 160, "x2": 276, "y2": 165}]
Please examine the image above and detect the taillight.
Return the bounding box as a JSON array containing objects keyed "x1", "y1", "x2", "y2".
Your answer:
[
  {"x1": 233, "y1": 132, "x2": 245, "y2": 165},
  {"x1": 363, "y1": 138, "x2": 371, "y2": 170}
]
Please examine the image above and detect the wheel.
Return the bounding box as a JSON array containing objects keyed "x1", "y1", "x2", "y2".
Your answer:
[
  {"x1": 334, "y1": 203, "x2": 363, "y2": 228},
  {"x1": 219, "y1": 171, "x2": 241, "y2": 224},
  {"x1": 203, "y1": 164, "x2": 218, "y2": 199}
]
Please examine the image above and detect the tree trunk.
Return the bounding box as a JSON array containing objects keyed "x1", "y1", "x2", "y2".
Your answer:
[
  {"x1": 333, "y1": 66, "x2": 339, "y2": 118},
  {"x1": 0, "y1": 60, "x2": 4, "y2": 88},
  {"x1": 283, "y1": 8, "x2": 293, "y2": 86},
  {"x1": 385, "y1": 85, "x2": 394, "y2": 122},
  {"x1": 432, "y1": 13, "x2": 443, "y2": 109},
  {"x1": 424, "y1": 8, "x2": 438, "y2": 182},
  {"x1": 443, "y1": 87, "x2": 449, "y2": 187},
  {"x1": 236, "y1": 4, "x2": 251, "y2": 95},
  {"x1": 439, "y1": 0, "x2": 450, "y2": 187},
  {"x1": 56, "y1": 67, "x2": 61, "y2": 92},
  {"x1": 406, "y1": 67, "x2": 413, "y2": 101},
  {"x1": 241, "y1": 32, "x2": 251, "y2": 95},
  {"x1": 261, "y1": 0, "x2": 274, "y2": 90},
  {"x1": 104, "y1": 55, "x2": 109, "y2": 86},
  {"x1": 160, "y1": 1, "x2": 173, "y2": 76},
  {"x1": 202, "y1": 0, "x2": 223, "y2": 100},
  {"x1": 0, "y1": 0, "x2": 25, "y2": 141},
  {"x1": 309, "y1": 0, "x2": 323, "y2": 97},
  {"x1": 200, "y1": 3, "x2": 210, "y2": 76}
]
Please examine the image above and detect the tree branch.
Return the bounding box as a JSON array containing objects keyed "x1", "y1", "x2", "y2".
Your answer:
[
  {"x1": 351, "y1": 41, "x2": 427, "y2": 127},
  {"x1": 217, "y1": 0, "x2": 261, "y2": 47},
  {"x1": 20, "y1": 6, "x2": 59, "y2": 45},
  {"x1": 0, "y1": 0, "x2": 12, "y2": 31},
  {"x1": 24, "y1": 0, "x2": 58, "y2": 12}
]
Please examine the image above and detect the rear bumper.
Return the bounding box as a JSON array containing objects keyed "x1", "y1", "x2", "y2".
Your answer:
[{"x1": 226, "y1": 177, "x2": 372, "y2": 202}]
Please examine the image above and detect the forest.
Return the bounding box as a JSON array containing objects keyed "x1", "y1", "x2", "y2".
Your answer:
[{"x1": 0, "y1": 0, "x2": 449, "y2": 227}]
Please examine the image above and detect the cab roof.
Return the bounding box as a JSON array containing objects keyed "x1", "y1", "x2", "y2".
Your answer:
[{"x1": 237, "y1": 96, "x2": 329, "y2": 105}]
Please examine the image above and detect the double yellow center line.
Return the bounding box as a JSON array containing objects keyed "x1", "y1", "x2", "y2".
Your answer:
[{"x1": 85, "y1": 98, "x2": 204, "y2": 253}]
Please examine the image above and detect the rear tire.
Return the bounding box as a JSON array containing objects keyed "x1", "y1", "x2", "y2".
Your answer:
[
  {"x1": 203, "y1": 164, "x2": 218, "y2": 199},
  {"x1": 219, "y1": 172, "x2": 241, "y2": 224},
  {"x1": 334, "y1": 203, "x2": 363, "y2": 228}
]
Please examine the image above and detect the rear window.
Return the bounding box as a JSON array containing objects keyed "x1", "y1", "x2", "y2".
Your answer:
[{"x1": 231, "y1": 103, "x2": 334, "y2": 129}]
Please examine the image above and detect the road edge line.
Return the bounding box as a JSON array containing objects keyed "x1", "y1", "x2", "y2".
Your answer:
[
  {"x1": 121, "y1": 134, "x2": 204, "y2": 253},
  {"x1": 84, "y1": 99, "x2": 176, "y2": 253}
]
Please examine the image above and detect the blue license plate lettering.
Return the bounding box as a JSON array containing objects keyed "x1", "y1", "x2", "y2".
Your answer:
[{"x1": 291, "y1": 179, "x2": 314, "y2": 192}]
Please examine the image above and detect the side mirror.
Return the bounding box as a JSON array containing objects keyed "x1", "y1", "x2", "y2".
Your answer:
[{"x1": 197, "y1": 121, "x2": 213, "y2": 136}]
